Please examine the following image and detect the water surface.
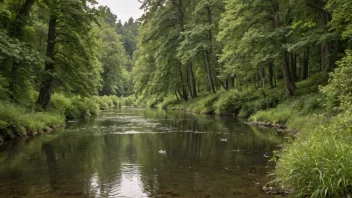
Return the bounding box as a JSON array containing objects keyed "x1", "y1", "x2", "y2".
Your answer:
[{"x1": 0, "y1": 108, "x2": 286, "y2": 198}]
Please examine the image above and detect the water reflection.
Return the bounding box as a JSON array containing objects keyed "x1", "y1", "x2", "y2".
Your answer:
[{"x1": 0, "y1": 108, "x2": 287, "y2": 198}]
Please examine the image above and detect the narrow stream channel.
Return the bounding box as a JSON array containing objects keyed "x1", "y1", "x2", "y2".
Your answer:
[{"x1": 0, "y1": 107, "x2": 287, "y2": 198}]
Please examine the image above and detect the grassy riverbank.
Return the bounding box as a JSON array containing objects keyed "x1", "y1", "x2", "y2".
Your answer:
[
  {"x1": 0, "y1": 94, "x2": 134, "y2": 142},
  {"x1": 142, "y1": 74, "x2": 326, "y2": 118}
]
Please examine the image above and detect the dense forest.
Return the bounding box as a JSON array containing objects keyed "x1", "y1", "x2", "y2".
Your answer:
[
  {"x1": 0, "y1": 0, "x2": 138, "y2": 135},
  {"x1": 134, "y1": 0, "x2": 345, "y2": 102},
  {"x1": 1, "y1": 0, "x2": 352, "y2": 197},
  {"x1": 133, "y1": 0, "x2": 352, "y2": 197}
]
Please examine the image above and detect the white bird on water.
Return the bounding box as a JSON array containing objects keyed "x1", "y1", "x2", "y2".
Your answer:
[
  {"x1": 159, "y1": 149, "x2": 166, "y2": 155},
  {"x1": 263, "y1": 153, "x2": 270, "y2": 158},
  {"x1": 220, "y1": 138, "x2": 227, "y2": 142}
]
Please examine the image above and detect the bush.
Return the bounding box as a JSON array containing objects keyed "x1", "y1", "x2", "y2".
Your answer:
[
  {"x1": 109, "y1": 95, "x2": 122, "y2": 108},
  {"x1": 214, "y1": 90, "x2": 260, "y2": 115},
  {"x1": 158, "y1": 96, "x2": 181, "y2": 109},
  {"x1": 321, "y1": 51, "x2": 352, "y2": 107},
  {"x1": 50, "y1": 93, "x2": 72, "y2": 115},
  {"x1": 249, "y1": 94, "x2": 327, "y2": 126},
  {"x1": 123, "y1": 95, "x2": 135, "y2": 106},
  {"x1": 66, "y1": 97, "x2": 99, "y2": 119},
  {"x1": 93, "y1": 96, "x2": 110, "y2": 110},
  {"x1": 186, "y1": 93, "x2": 219, "y2": 113},
  {"x1": 0, "y1": 101, "x2": 65, "y2": 139}
]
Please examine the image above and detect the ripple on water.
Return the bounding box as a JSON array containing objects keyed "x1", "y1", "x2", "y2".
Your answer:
[{"x1": 88, "y1": 163, "x2": 148, "y2": 197}]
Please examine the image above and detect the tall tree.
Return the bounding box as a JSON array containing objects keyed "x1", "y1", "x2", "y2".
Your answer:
[{"x1": 36, "y1": 0, "x2": 101, "y2": 110}]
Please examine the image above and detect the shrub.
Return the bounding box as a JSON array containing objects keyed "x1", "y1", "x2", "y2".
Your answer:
[
  {"x1": 0, "y1": 101, "x2": 65, "y2": 139},
  {"x1": 321, "y1": 51, "x2": 352, "y2": 107},
  {"x1": 93, "y1": 96, "x2": 109, "y2": 110},
  {"x1": 109, "y1": 95, "x2": 121, "y2": 108},
  {"x1": 214, "y1": 90, "x2": 260, "y2": 115},
  {"x1": 123, "y1": 95, "x2": 135, "y2": 106},
  {"x1": 249, "y1": 94, "x2": 327, "y2": 125},
  {"x1": 158, "y1": 96, "x2": 181, "y2": 109},
  {"x1": 188, "y1": 93, "x2": 219, "y2": 113},
  {"x1": 66, "y1": 97, "x2": 100, "y2": 119},
  {"x1": 50, "y1": 93, "x2": 72, "y2": 115}
]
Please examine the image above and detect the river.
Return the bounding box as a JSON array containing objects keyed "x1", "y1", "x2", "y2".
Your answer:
[{"x1": 0, "y1": 107, "x2": 287, "y2": 198}]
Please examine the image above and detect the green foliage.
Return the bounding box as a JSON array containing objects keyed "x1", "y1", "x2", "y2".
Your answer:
[
  {"x1": 185, "y1": 93, "x2": 220, "y2": 114},
  {"x1": 0, "y1": 29, "x2": 43, "y2": 100},
  {"x1": 328, "y1": 0, "x2": 352, "y2": 45},
  {"x1": 214, "y1": 90, "x2": 259, "y2": 115},
  {"x1": 65, "y1": 97, "x2": 98, "y2": 119},
  {"x1": 49, "y1": 94, "x2": 125, "y2": 119},
  {"x1": 321, "y1": 51, "x2": 352, "y2": 106},
  {"x1": 157, "y1": 96, "x2": 181, "y2": 109},
  {"x1": 0, "y1": 101, "x2": 65, "y2": 138},
  {"x1": 98, "y1": 20, "x2": 129, "y2": 96},
  {"x1": 50, "y1": 93, "x2": 72, "y2": 115},
  {"x1": 250, "y1": 93, "x2": 327, "y2": 126}
]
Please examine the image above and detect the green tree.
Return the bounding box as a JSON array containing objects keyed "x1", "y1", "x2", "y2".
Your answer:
[
  {"x1": 98, "y1": 21, "x2": 128, "y2": 96},
  {"x1": 36, "y1": 0, "x2": 102, "y2": 110}
]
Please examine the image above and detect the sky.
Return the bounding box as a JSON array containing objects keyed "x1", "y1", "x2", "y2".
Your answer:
[{"x1": 97, "y1": 0, "x2": 144, "y2": 22}]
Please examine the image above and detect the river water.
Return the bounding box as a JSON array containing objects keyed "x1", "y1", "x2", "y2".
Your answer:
[{"x1": 0, "y1": 108, "x2": 287, "y2": 198}]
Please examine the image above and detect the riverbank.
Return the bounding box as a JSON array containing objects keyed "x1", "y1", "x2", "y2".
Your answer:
[
  {"x1": 148, "y1": 74, "x2": 329, "y2": 131},
  {"x1": 0, "y1": 94, "x2": 134, "y2": 142}
]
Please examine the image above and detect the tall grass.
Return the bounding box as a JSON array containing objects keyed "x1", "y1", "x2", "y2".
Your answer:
[
  {"x1": 0, "y1": 94, "x2": 135, "y2": 140},
  {"x1": 249, "y1": 93, "x2": 327, "y2": 128},
  {"x1": 0, "y1": 101, "x2": 65, "y2": 139},
  {"x1": 273, "y1": 110, "x2": 352, "y2": 197}
]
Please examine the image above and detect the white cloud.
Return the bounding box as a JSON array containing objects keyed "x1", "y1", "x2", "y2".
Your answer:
[{"x1": 97, "y1": 0, "x2": 144, "y2": 22}]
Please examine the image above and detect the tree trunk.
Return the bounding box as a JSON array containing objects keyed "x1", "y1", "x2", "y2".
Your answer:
[
  {"x1": 187, "y1": 62, "x2": 197, "y2": 98},
  {"x1": 9, "y1": 0, "x2": 36, "y2": 38},
  {"x1": 228, "y1": 76, "x2": 234, "y2": 89},
  {"x1": 203, "y1": 50, "x2": 216, "y2": 93},
  {"x1": 320, "y1": 10, "x2": 332, "y2": 79},
  {"x1": 36, "y1": 16, "x2": 57, "y2": 110},
  {"x1": 253, "y1": 75, "x2": 258, "y2": 89},
  {"x1": 238, "y1": 76, "x2": 242, "y2": 92},
  {"x1": 302, "y1": 48, "x2": 309, "y2": 80},
  {"x1": 260, "y1": 67, "x2": 265, "y2": 89},
  {"x1": 282, "y1": 51, "x2": 295, "y2": 97},
  {"x1": 272, "y1": 1, "x2": 295, "y2": 97},
  {"x1": 179, "y1": 65, "x2": 188, "y2": 101},
  {"x1": 224, "y1": 78, "x2": 229, "y2": 90},
  {"x1": 290, "y1": 53, "x2": 297, "y2": 83},
  {"x1": 174, "y1": 91, "x2": 180, "y2": 101},
  {"x1": 204, "y1": 6, "x2": 217, "y2": 94},
  {"x1": 268, "y1": 61, "x2": 275, "y2": 88},
  {"x1": 321, "y1": 42, "x2": 330, "y2": 79},
  {"x1": 171, "y1": 0, "x2": 191, "y2": 100}
]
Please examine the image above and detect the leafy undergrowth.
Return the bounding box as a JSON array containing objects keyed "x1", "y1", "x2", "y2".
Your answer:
[
  {"x1": 0, "y1": 101, "x2": 65, "y2": 140},
  {"x1": 0, "y1": 94, "x2": 133, "y2": 141},
  {"x1": 154, "y1": 74, "x2": 325, "y2": 119},
  {"x1": 249, "y1": 93, "x2": 331, "y2": 130},
  {"x1": 49, "y1": 93, "x2": 134, "y2": 119}
]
